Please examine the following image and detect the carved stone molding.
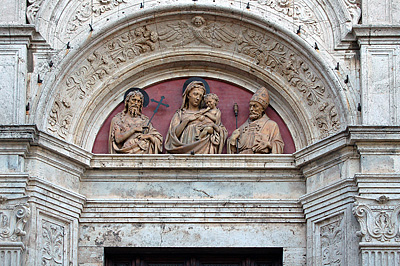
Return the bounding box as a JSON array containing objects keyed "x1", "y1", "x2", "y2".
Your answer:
[
  {"x1": 47, "y1": 25, "x2": 158, "y2": 139},
  {"x1": 67, "y1": 0, "x2": 127, "y2": 34},
  {"x1": 353, "y1": 196, "x2": 400, "y2": 243},
  {"x1": 46, "y1": 15, "x2": 343, "y2": 144},
  {"x1": 0, "y1": 202, "x2": 30, "y2": 242},
  {"x1": 258, "y1": 0, "x2": 322, "y2": 37}
]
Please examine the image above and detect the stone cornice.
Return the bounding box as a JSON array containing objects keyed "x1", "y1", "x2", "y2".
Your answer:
[
  {"x1": 353, "y1": 25, "x2": 400, "y2": 44},
  {"x1": 0, "y1": 25, "x2": 36, "y2": 45},
  {"x1": 27, "y1": 176, "x2": 86, "y2": 218},
  {"x1": 299, "y1": 178, "x2": 358, "y2": 219}
]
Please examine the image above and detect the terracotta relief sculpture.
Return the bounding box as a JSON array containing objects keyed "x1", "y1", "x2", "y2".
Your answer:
[
  {"x1": 165, "y1": 78, "x2": 227, "y2": 154},
  {"x1": 227, "y1": 87, "x2": 284, "y2": 154},
  {"x1": 109, "y1": 89, "x2": 163, "y2": 154}
]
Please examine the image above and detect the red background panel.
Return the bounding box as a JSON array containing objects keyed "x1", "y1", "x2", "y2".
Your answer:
[{"x1": 92, "y1": 78, "x2": 295, "y2": 154}]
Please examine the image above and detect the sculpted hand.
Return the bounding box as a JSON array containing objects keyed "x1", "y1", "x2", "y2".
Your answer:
[
  {"x1": 229, "y1": 129, "x2": 240, "y2": 145},
  {"x1": 252, "y1": 135, "x2": 271, "y2": 153},
  {"x1": 139, "y1": 134, "x2": 155, "y2": 143}
]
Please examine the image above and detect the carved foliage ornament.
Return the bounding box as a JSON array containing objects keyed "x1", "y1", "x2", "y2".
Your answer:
[
  {"x1": 0, "y1": 203, "x2": 30, "y2": 242},
  {"x1": 41, "y1": 220, "x2": 64, "y2": 266},
  {"x1": 47, "y1": 26, "x2": 158, "y2": 139},
  {"x1": 27, "y1": 0, "x2": 45, "y2": 24},
  {"x1": 67, "y1": 0, "x2": 127, "y2": 34},
  {"x1": 353, "y1": 200, "x2": 400, "y2": 243},
  {"x1": 236, "y1": 28, "x2": 340, "y2": 137},
  {"x1": 48, "y1": 17, "x2": 341, "y2": 140},
  {"x1": 319, "y1": 214, "x2": 344, "y2": 265},
  {"x1": 258, "y1": 0, "x2": 321, "y2": 37}
]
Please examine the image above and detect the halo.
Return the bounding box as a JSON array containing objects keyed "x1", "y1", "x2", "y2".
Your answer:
[
  {"x1": 182, "y1": 77, "x2": 210, "y2": 95},
  {"x1": 123, "y1": 88, "x2": 149, "y2": 107}
]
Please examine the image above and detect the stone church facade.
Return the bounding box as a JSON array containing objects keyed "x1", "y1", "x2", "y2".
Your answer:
[{"x1": 0, "y1": 0, "x2": 399, "y2": 265}]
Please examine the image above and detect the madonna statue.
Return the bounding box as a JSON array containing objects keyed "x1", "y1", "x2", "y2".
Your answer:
[{"x1": 164, "y1": 78, "x2": 227, "y2": 154}]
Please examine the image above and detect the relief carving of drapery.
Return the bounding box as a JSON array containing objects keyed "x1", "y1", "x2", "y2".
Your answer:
[{"x1": 47, "y1": 16, "x2": 342, "y2": 141}]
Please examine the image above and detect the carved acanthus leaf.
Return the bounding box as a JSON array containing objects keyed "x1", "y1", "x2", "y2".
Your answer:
[
  {"x1": 237, "y1": 28, "x2": 340, "y2": 137},
  {"x1": 0, "y1": 203, "x2": 30, "y2": 242},
  {"x1": 319, "y1": 214, "x2": 344, "y2": 266},
  {"x1": 27, "y1": 0, "x2": 45, "y2": 24},
  {"x1": 41, "y1": 221, "x2": 64, "y2": 266},
  {"x1": 258, "y1": 0, "x2": 321, "y2": 37},
  {"x1": 344, "y1": 0, "x2": 361, "y2": 25},
  {"x1": 353, "y1": 201, "x2": 400, "y2": 243},
  {"x1": 67, "y1": 0, "x2": 127, "y2": 34},
  {"x1": 48, "y1": 99, "x2": 73, "y2": 140},
  {"x1": 158, "y1": 16, "x2": 237, "y2": 48}
]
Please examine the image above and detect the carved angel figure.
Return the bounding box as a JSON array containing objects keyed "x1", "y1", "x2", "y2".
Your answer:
[{"x1": 159, "y1": 16, "x2": 236, "y2": 47}]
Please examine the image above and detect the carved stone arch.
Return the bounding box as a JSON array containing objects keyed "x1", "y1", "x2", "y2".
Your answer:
[
  {"x1": 27, "y1": 0, "x2": 359, "y2": 50},
  {"x1": 36, "y1": 7, "x2": 354, "y2": 151}
]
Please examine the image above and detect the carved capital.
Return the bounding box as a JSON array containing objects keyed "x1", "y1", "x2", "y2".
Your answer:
[
  {"x1": 353, "y1": 196, "x2": 400, "y2": 243},
  {"x1": 0, "y1": 203, "x2": 31, "y2": 242}
]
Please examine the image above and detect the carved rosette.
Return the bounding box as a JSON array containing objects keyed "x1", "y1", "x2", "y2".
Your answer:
[
  {"x1": 67, "y1": 0, "x2": 127, "y2": 34},
  {"x1": 0, "y1": 203, "x2": 31, "y2": 242},
  {"x1": 47, "y1": 26, "x2": 158, "y2": 139},
  {"x1": 353, "y1": 198, "x2": 400, "y2": 243},
  {"x1": 41, "y1": 220, "x2": 64, "y2": 266},
  {"x1": 319, "y1": 214, "x2": 344, "y2": 265}
]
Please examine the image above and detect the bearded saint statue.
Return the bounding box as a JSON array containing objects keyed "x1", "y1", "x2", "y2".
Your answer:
[
  {"x1": 227, "y1": 87, "x2": 284, "y2": 154},
  {"x1": 109, "y1": 88, "x2": 163, "y2": 154}
]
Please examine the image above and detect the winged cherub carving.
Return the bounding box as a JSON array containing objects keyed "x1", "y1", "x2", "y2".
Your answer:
[{"x1": 159, "y1": 16, "x2": 237, "y2": 47}]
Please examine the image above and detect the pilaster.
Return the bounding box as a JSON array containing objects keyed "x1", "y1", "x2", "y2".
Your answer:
[
  {"x1": 0, "y1": 26, "x2": 35, "y2": 125},
  {"x1": 353, "y1": 26, "x2": 400, "y2": 126},
  {"x1": 353, "y1": 196, "x2": 400, "y2": 266}
]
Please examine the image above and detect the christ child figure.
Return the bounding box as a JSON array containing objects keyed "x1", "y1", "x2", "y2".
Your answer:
[{"x1": 199, "y1": 93, "x2": 222, "y2": 139}]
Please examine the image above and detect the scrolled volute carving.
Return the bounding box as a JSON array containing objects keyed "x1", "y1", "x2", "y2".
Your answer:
[
  {"x1": 0, "y1": 203, "x2": 31, "y2": 242},
  {"x1": 353, "y1": 199, "x2": 400, "y2": 243}
]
